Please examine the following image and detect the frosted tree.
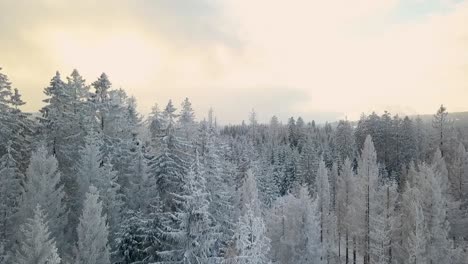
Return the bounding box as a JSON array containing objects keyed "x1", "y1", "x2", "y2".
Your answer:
[
  {"x1": 237, "y1": 169, "x2": 261, "y2": 217},
  {"x1": 298, "y1": 188, "x2": 323, "y2": 264},
  {"x1": 73, "y1": 132, "x2": 121, "y2": 241},
  {"x1": 202, "y1": 128, "x2": 236, "y2": 255},
  {"x1": 14, "y1": 205, "x2": 61, "y2": 264},
  {"x1": 432, "y1": 105, "x2": 451, "y2": 155},
  {"x1": 96, "y1": 159, "x2": 122, "y2": 240},
  {"x1": 114, "y1": 210, "x2": 148, "y2": 263},
  {"x1": 126, "y1": 140, "x2": 150, "y2": 211},
  {"x1": 149, "y1": 100, "x2": 190, "y2": 212},
  {"x1": 91, "y1": 73, "x2": 112, "y2": 132},
  {"x1": 40, "y1": 70, "x2": 88, "y2": 195},
  {"x1": 180, "y1": 154, "x2": 216, "y2": 264},
  {"x1": 432, "y1": 148, "x2": 450, "y2": 195},
  {"x1": 20, "y1": 145, "x2": 67, "y2": 251},
  {"x1": 233, "y1": 204, "x2": 271, "y2": 264},
  {"x1": 298, "y1": 138, "x2": 320, "y2": 191},
  {"x1": 266, "y1": 188, "x2": 322, "y2": 264},
  {"x1": 419, "y1": 164, "x2": 452, "y2": 263},
  {"x1": 0, "y1": 68, "x2": 32, "y2": 171},
  {"x1": 357, "y1": 135, "x2": 380, "y2": 264},
  {"x1": 334, "y1": 120, "x2": 355, "y2": 164},
  {"x1": 448, "y1": 142, "x2": 468, "y2": 241},
  {"x1": 336, "y1": 158, "x2": 354, "y2": 263},
  {"x1": 147, "y1": 103, "x2": 165, "y2": 149},
  {"x1": 76, "y1": 186, "x2": 110, "y2": 264},
  {"x1": 408, "y1": 198, "x2": 427, "y2": 264},
  {"x1": 254, "y1": 156, "x2": 280, "y2": 209},
  {"x1": 0, "y1": 145, "x2": 22, "y2": 252},
  {"x1": 316, "y1": 159, "x2": 330, "y2": 261},
  {"x1": 450, "y1": 142, "x2": 467, "y2": 201},
  {"x1": 69, "y1": 131, "x2": 103, "y2": 240},
  {"x1": 178, "y1": 97, "x2": 197, "y2": 143}
]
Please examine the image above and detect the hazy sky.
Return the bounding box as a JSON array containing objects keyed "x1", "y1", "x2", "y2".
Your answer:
[{"x1": 1, "y1": 0, "x2": 467, "y2": 123}]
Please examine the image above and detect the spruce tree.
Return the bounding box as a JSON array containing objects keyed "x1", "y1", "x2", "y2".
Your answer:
[
  {"x1": 76, "y1": 186, "x2": 111, "y2": 264},
  {"x1": 20, "y1": 145, "x2": 67, "y2": 252},
  {"x1": 0, "y1": 144, "x2": 22, "y2": 252},
  {"x1": 15, "y1": 206, "x2": 61, "y2": 264}
]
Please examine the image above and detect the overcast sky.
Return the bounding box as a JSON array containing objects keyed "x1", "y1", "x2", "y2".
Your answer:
[{"x1": 1, "y1": 0, "x2": 467, "y2": 123}]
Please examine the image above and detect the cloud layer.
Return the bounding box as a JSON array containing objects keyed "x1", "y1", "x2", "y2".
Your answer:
[{"x1": 1, "y1": 0, "x2": 467, "y2": 123}]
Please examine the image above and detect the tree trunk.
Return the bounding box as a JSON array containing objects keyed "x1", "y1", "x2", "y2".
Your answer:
[
  {"x1": 353, "y1": 237, "x2": 356, "y2": 264},
  {"x1": 346, "y1": 230, "x2": 349, "y2": 264}
]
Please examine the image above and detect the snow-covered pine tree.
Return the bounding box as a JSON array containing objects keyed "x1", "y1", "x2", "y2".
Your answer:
[
  {"x1": 126, "y1": 139, "x2": 150, "y2": 211},
  {"x1": 114, "y1": 210, "x2": 148, "y2": 263},
  {"x1": 418, "y1": 163, "x2": 452, "y2": 263},
  {"x1": 336, "y1": 157, "x2": 353, "y2": 263},
  {"x1": 72, "y1": 131, "x2": 121, "y2": 246},
  {"x1": 149, "y1": 100, "x2": 190, "y2": 212},
  {"x1": 233, "y1": 204, "x2": 271, "y2": 264},
  {"x1": 91, "y1": 73, "x2": 112, "y2": 132},
  {"x1": 178, "y1": 97, "x2": 197, "y2": 144},
  {"x1": 180, "y1": 153, "x2": 216, "y2": 263},
  {"x1": 20, "y1": 145, "x2": 67, "y2": 252},
  {"x1": 202, "y1": 126, "x2": 236, "y2": 256},
  {"x1": 266, "y1": 187, "x2": 322, "y2": 264},
  {"x1": 316, "y1": 158, "x2": 331, "y2": 262},
  {"x1": 40, "y1": 70, "x2": 87, "y2": 184},
  {"x1": 68, "y1": 130, "x2": 104, "y2": 240},
  {"x1": 403, "y1": 186, "x2": 427, "y2": 264},
  {"x1": 333, "y1": 120, "x2": 355, "y2": 165},
  {"x1": 237, "y1": 169, "x2": 261, "y2": 217},
  {"x1": 357, "y1": 135, "x2": 380, "y2": 264},
  {"x1": 298, "y1": 187, "x2": 323, "y2": 264},
  {"x1": 432, "y1": 105, "x2": 451, "y2": 156},
  {"x1": 14, "y1": 205, "x2": 61, "y2": 264},
  {"x1": 76, "y1": 186, "x2": 111, "y2": 264},
  {"x1": 298, "y1": 138, "x2": 320, "y2": 193},
  {"x1": 0, "y1": 144, "x2": 22, "y2": 253},
  {"x1": 0, "y1": 68, "x2": 33, "y2": 172},
  {"x1": 254, "y1": 154, "x2": 280, "y2": 209},
  {"x1": 97, "y1": 159, "x2": 122, "y2": 241},
  {"x1": 409, "y1": 200, "x2": 427, "y2": 264},
  {"x1": 450, "y1": 142, "x2": 467, "y2": 201}
]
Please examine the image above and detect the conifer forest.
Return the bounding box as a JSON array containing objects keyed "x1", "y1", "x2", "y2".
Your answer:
[{"x1": 0, "y1": 67, "x2": 467, "y2": 264}]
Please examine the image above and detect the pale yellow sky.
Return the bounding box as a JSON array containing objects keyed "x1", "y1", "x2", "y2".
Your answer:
[{"x1": 1, "y1": 0, "x2": 467, "y2": 123}]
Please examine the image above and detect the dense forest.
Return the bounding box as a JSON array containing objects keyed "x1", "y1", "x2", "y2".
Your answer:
[{"x1": 0, "y1": 67, "x2": 467, "y2": 264}]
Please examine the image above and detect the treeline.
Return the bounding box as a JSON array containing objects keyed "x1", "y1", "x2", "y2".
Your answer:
[{"x1": 0, "y1": 67, "x2": 467, "y2": 264}]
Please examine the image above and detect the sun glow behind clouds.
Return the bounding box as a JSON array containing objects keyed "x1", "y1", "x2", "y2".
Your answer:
[
  {"x1": 48, "y1": 29, "x2": 162, "y2": 87},
  {"x1": 1, "y1": 0, "x2": 468, "y2": 123}
]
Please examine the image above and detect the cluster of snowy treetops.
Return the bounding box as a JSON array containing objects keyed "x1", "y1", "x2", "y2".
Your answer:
[{"x1": 0, "y1": 67, "x2": 467, "y2": 264}]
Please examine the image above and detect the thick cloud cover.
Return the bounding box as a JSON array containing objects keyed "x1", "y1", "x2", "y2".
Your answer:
[{"x1": 1, "y1": 0, "x2": 467, "y2": 123}]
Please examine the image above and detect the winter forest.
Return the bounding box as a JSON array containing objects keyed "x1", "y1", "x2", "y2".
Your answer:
[{"x1": 0, "y1": 67, "x2": 467, "y2": 264}]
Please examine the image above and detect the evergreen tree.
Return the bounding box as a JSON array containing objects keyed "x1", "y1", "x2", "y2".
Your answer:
[
  {"x1": 20, "y1": 145, "x2": 67, "y2": 252},
  {"x1": 0, "y1": 68, "x2": 32, "y2": 171},
  {"x1": 149, "y1": 100, "x2": 190, "y2": 212},
  {"x1": 202, "y1": 127, "x2": 236, "y2": 255},
  {"x1": 180, "y1": 154, "x2": 216, "y2": 263},
  {"x1": 233, "y1": 204, "x2": 271, "y2": 264},
  {"x1": 178, "y1": 97, "x2": 196, "y2": 143},
  {"x1": 0, "y1": 144, "x2": 22, "y2": 254},
  {"x1": 14, "y1": 206, "x2": 61, "y2": 264},
  {"x1": 114, "y1": 210, "x2": 148, "y2": 263},
  {"x1": 316, "y1": 159, "x2": 331, "y2": 263},
  {"x1": 334, "y1": 120, "x2": 355, "y2": 164},
  {"x1": 432, "y1": 105, "x2": 451, "y2": 156},
  {"x1": 357, "y1": 135, "x2": 379, "y2": 264},
  {"x1": 336, "y1": 158, "x2": 354, "y2": 263},
  {"x1": 91, "y1": 73, "x2": 112, "y2": 132},
  {"x1": 76, "y1": 186, "x2": 111, "y2": 264}
]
